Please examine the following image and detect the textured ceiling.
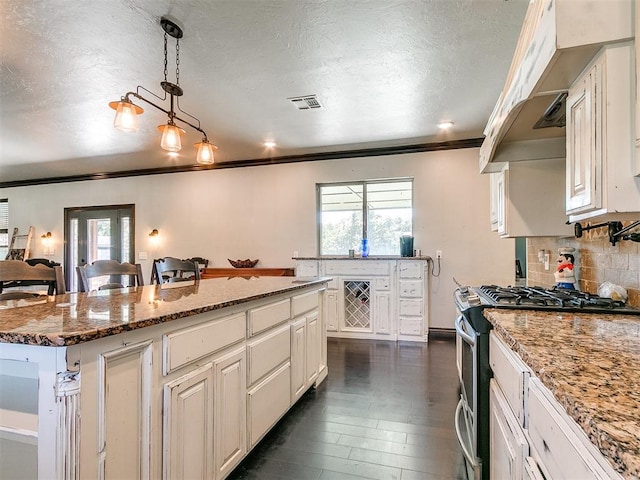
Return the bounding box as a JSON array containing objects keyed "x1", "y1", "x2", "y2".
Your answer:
[{"x1": 0, "y1": 0, "x2": 528, "y2": 184}]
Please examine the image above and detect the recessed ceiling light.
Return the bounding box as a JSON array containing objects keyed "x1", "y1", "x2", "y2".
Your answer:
[
  {"x1": 264, "y1": 141, "x2": 277, "y2": 148},
  {"x1": 438, "y1": 121, "x2": 454, "y2": 129}
]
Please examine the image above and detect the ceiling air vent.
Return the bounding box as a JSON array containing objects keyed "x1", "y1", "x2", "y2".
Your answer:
[{"x1": 288, "y1": 95, "x2": 322, "y2": 110}]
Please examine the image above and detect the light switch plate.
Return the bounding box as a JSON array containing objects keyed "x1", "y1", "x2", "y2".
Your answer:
[{"x1": 139, "y1": 251, "x2": 148, "y2": 260}]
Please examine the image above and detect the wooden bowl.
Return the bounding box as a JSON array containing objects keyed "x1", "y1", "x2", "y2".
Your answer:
[{"x1": 228, "y1": 258, "x2": 259, "y2": 268}]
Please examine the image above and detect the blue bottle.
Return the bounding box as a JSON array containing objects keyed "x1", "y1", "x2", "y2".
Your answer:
[{"x1": 361, "y1": 239, "x2": 369, "y2": 257}]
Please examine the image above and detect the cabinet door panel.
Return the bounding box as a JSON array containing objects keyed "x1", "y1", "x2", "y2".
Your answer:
[
  {"x1": 324, "y1": 290, "x2": 338, "y2": 332},
  {"x1": 214, "y1": 347, "x2": 247, "y2": 480},
  {"x1": 566, "y1": 61, "x2": 601, "y2": 214},
  {"x1": 306, "y1": 312, "x2": 319, "y2": 385},
  {"x1": 163, "y1": 364, "x2": 214, "y2": 480},
  {"x1": 291, "y1": 318, "x2": 307, "y2": 401},
  {"x1": 374, "y1": 292, "x2": 391, "y2": 335},
  {"x1": 98, "y1": 341, "x2": 153, "y2": 480},
  {"x1": 489, "y1": 380, "x2": 528, "y2": 480}
]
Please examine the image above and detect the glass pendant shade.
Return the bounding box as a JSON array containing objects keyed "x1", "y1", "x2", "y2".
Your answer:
[
  {"x1": 158, "y1": 123, "x2": 185, "y2": 152},
  {"x1": 109, "y1": 101, "x2": 143, "y2": 132},
  {"x1": 195, "y1": 140, "x2": 217, "y2": 165}
]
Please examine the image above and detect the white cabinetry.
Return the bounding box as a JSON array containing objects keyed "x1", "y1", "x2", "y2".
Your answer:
[
  {"x1": 489, "y1": 160, "x2": 572, "y2": 238},
  {"x1": 489, "y1": 380, "x2": 529, "y2": 480},
  {"x1": 213, "y1": 347, "x2": 246, "y2": 479},
  {"x1": 489, "y1": 332, "x2": 623, "y2": 480},
  {"x1": 297, "y1": 259, "x2": 429, "y2": 342},
  {"x1": 163, "y1": 363, "x2": 214, "y2": 480},
  {"x1": 566, "y1": 42, "x2": 640, "y2": 221},
  {"x1": 527, "y1": 378, "x2": 621, "y2": 480}
]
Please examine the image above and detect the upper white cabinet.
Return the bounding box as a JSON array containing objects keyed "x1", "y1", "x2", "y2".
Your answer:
[
  {"x1": 566, "y1": 42, "x2": 640, "y2": 221},
  {"x1": 480, "y1": 0, "x2": 633, "y2": 173},
  {"x1": 490, "y1": 159, "x2": 573, "y2": 238}
]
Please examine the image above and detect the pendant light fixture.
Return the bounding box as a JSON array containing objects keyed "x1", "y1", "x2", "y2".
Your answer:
[{"x1": 108, "y1": 16, "x2": 217, "y2": 164}]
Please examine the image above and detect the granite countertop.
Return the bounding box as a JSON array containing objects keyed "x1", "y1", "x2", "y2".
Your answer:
[
  {"x1": 485, "y1": 308, "x2": 640, "y2": 479},
  {"x1": 293, "y1": 256, "x2": 432, "y2": 260},
  {"x1": 0, "y1": 277, "x2": 329, "y2": 347}
]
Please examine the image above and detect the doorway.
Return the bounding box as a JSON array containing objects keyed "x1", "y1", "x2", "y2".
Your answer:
[{"x1": 64, "y1": 205, "x2": 135, "y2": 291}]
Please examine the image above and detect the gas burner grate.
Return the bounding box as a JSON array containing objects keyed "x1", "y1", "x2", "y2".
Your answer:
[{"x1": 477, "y1": 285, "x2": 628, "y2": 311}]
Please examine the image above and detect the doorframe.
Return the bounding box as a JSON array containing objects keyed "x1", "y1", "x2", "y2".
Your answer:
[{"x1": 64, "y1": 204, "x2": 136, "y2": 290}]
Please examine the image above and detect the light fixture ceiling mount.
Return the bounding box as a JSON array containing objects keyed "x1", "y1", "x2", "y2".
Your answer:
[{"x1": 109, "y1": 16, "x2": 217, "y2": 165}]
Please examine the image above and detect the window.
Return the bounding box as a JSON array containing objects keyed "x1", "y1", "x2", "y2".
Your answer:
[
  {"x1": 318, "y1": 179, "x2": 412, "y2": 255},
  {"x1": 0, "y1": 199, "x2": 7, "y2": 259}
]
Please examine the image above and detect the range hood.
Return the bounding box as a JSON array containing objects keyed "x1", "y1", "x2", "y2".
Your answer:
[{"x1": 479, "y1": 0, "x2": 633, "y2": 173}]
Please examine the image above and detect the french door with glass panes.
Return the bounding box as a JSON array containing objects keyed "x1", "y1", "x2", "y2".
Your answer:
[{"x1": 65, "y1": 205, "x2": 135, "y2": 292}]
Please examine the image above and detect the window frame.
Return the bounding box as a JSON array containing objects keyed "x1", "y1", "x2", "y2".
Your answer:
[{"x1": 316, "y1": 178, "x2": 413, "y2": 256}]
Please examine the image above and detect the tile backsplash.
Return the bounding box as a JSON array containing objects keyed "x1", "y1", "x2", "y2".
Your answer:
[{"x1": 527, "y1": 221, "x2": 640, "y2": 307}]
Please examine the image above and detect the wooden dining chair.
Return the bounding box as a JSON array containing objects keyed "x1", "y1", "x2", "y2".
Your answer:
[
  {"x1": 0, "y1": 260, "x2": 66, "y2": 295},
  {"x1": 154, "y1": 257, "x2": 201, "y2": 284},
  {"x1": 76, "y1": 260, "x2": 144, "y2": 292}
]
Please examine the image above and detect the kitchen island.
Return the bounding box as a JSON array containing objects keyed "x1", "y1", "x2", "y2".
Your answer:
[
  {"x1": 0, "y1": 276, "x2": 329, "y2": 479},
  {"x1": 485, "y1": 308, "x2": 640, "y2": 479}
]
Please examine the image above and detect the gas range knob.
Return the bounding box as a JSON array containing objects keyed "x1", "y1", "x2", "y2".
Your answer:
[{"x1": 467, "y1": 294, "x2": 481, "y2": 306}]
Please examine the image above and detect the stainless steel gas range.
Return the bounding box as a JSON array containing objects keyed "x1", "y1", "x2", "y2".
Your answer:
[{"x1": 453, "y1": 284, "x2": 640, "y2": 480}]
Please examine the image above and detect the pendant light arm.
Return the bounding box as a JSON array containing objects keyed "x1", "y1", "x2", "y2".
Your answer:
[{"x1": 123, "y1": 91, "x2": 209, "y2": 140}]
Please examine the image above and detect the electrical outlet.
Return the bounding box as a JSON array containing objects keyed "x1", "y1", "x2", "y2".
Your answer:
[
  {"x1": 436, "y1": 250, "x2": 442, "y2": 259},
  {"x1": 544, "y1": 253, "x2": 550, "y2": 270},
  {"x1": 293, "y1": 251, "x2": 299, "y2": 258},
  {"x1": 139, "y1": 251, "x2": 148, "y2": 260}
]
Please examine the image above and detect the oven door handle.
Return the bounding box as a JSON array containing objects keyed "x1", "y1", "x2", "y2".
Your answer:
[
  {"x1": 455, "y1": 397, "x2": 482, "y2": 479},
  {"x1": 455, "y1": 315, "x2": 476, "y2": 346}
]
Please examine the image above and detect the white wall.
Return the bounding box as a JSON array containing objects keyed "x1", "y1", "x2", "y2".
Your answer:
[{"x1": 1, "y1": 147, "x2": 514, "y2": 329}]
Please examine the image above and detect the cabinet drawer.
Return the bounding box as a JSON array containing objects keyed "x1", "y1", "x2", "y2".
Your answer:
[
  {"x1": 399, "y1": 298, "x2": 423, "y2": 316},
  {"x1": 248, "y1": 299, "x2": 291, "y2": 336},
  {"x1": 291, "y1": 290, "x2": 319, "y2": 317},
  {"x1": 527, "y1": 378, "x2": 620, "y2": 480},
  {"x1": 374, "y1": 276, "x2": 390, "y2": 291},
  {"x1": 247, "y1": 324, "x2": 291, "y2": 386},
  {"x1": 323, "y1": 260, "x2": 390, "y2": 276},
  {"x1": 398, "y1": 261, "x2": 424, "y2": 279},
  {"x1": 163, "y1": 313, "x2": 246, "y2": 374},
  {"x1": 247, "y1": 362, "x2": 291, "y2": 448},
  {"x1": 399, "y1": 317, "x2": 422, "y2": 336},
  {"x1": 489, "y1": 332, "x2": 530, "y2": 426},
  {"x1": 399, "y1": 280, "x2": 422, "y2": 298}
]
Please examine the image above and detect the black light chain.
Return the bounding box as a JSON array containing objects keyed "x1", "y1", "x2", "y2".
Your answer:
[
  {"x1": 175, "y1": 38, "x2": 180, "y2": 86},
  {"x1": 163, "y1": 32, "x2": 168, "y2": 83}
]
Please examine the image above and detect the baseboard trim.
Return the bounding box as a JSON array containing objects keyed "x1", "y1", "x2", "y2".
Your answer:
[{"x1": 428, "y1": 328, "x2": 455, "y2": 341}]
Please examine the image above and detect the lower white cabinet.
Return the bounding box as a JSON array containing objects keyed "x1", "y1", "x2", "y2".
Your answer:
[
  {"x1": 213, "y1": 347, "x2": 246, "y2": 480},
  {"x1": 305, "y1": 312, "x2": 319, "y2": 385},
  {"x1": 1, "y1": 285, "x2": 327, "y2": 480},
  {"x1": 291, "y1": 317, "x2": 307, "y2": 401},
  {"x1": 490, "y1": 333, "x2": 623, "y2": 480},
  {"x1": 163, "y1": 363, "x2": 215, "y2": 480},
  {"x1": 297, "y1": 259, "x2": 428, "y2": 341},
  {"x1": 527, "y1": 378, "x2": 621, "y2": 480},
  {"x1": 489, "y1": 380, "x2": 529, "y2": 480},
  {"x1": 291, "y1": 311, "x2": 320, "y2": 402}
]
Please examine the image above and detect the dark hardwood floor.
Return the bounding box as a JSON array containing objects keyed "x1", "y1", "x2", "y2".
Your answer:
[{"x1": 229, "y1": 337, "x2": 466, "y2": 480}]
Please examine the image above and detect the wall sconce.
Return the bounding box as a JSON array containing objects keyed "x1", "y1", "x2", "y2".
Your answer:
[
  {"x1": 149, "y1": 229, "x2": 160, "y2": 247},
  {"x1": 41, "y1": 232, "x2": 54, "y2": 255}
]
